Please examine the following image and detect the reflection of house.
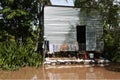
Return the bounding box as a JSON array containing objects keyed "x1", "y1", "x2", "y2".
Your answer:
[
  {"x1": 48, "y1": 72, "x2": 79, "y2": 80},
  {"x1": 44, "y1": 6, "x2": 103, "y2": 53},
  {"x1": 86, "y1": 67, "x2": 104, "y2": 79}
]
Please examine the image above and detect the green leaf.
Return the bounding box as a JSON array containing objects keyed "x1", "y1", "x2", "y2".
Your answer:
[
  {"x1": 6, "y1": 11, "x2": 16, "y2": 19},
  {"x1": 16, "y1": 9, "x2": 27, "y2": 16},
  {"x1": 2, "y1": 6, "x2": 10, "y2": 13}
]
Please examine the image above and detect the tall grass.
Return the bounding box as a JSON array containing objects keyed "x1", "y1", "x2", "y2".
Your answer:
[{"x1": 0, "y1": 42, "x2": 42, "y2": 70}]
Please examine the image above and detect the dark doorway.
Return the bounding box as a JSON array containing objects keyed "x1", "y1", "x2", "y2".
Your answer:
[{"x1": 77, "y1": 25, "x2": 86, "y2": 51}]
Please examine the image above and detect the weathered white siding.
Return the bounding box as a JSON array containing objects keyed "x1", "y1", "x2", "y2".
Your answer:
[
  {"x1": 44, "y1": 6, "x2": 80, "y2": 53},
  {"x1": 79, "y1": 11, "x2": 103, "y2": 51},
  {"x1": 44, "y1": 6, "x2": 103, "y2": 53}
]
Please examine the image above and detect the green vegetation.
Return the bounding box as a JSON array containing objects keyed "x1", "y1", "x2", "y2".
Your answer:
[
  {"x1": 0, "y1": 0, "x2": 119, "y2": 70},
  {"x1": 0, "y1": 42, "x2": 42, "y2": 70},
  {"x1": 75, "y1": 0, "x2": 120, "y2": 62},
  {"x1": 0, "y1": 0, "x2": 46, "y2": 70}
]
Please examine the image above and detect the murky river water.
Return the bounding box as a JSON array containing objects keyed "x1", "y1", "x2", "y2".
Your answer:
[{"x1": 0, "y1": 64, "x2": 120, "y2": 80}]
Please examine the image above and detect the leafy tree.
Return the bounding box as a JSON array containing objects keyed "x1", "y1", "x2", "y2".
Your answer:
[
  {"x1": 0, "y1": 0, "x2": 49, "y2": 69},
  {"x1": 0, "y1": 0, "x2": 38, "y2": 42},
  {"x1": 0, "y1": 0, "x2": 51, "y2": 53},
  {"x1": 0, "y1": 0, "x2": 57, "y2": 70}
]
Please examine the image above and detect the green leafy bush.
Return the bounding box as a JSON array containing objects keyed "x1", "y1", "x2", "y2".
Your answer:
[
  {"x1": 112, "y1": 46, "x2": 120, "y2": 62},
  {"x1": 0, "y1": 42, "x2": 42, "y2": 70}
]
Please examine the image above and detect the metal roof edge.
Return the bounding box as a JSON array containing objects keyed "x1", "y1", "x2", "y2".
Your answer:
[{"x1": 45, "y1": 5, "x2": 75, "y2": 8}]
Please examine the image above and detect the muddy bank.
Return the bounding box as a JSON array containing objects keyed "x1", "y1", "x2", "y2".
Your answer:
[{"x1": 105, "y1": 63, "x2": 120, "y2": 72}]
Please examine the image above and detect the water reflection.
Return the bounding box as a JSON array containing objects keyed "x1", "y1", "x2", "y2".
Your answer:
[
  {"x1": 0, "y1": 65, "x2": 120, "y2": 80},
  {"x1": 86, "y1": 67, "x2": 104, "y2": 79}
]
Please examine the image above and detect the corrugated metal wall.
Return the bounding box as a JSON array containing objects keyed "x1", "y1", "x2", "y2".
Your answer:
[
  {"x1": 44, "y1": 6, "x2": 103, "y2": 53},
  {"x1": 79, "y1": 10, "x2": 103, "y2": 51},
  {"x1": 44, "y1": 6, "x2": 80, "y2": 53}
]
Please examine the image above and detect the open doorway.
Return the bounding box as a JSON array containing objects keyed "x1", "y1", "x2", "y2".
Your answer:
[{"x1": 77, "y1": 25, "x2": 86, "y2": 51}]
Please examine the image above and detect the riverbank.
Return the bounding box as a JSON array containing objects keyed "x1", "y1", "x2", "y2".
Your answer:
[{"x1": 105, "y1": 63, "x2": 120, "y2": 72}]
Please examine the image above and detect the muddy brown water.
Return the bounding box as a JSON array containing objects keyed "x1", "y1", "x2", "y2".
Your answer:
[{"x1": 0, "y1": 64, "x2": 120, "y2": 80}]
